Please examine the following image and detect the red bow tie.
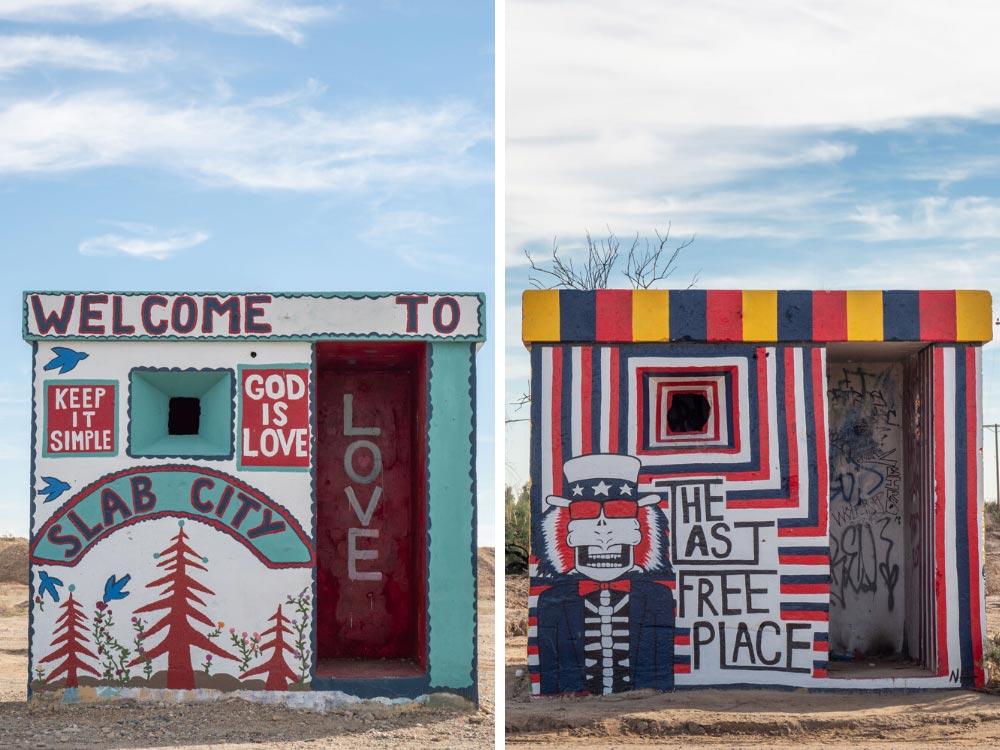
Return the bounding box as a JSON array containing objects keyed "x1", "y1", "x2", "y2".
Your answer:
[{"x1": 578, "y1": 579, "x2": 631, "y2": 596}]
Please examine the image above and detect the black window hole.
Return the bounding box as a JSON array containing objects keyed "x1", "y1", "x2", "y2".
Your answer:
[
  {"x1": 168, "y1": 397, "x2": 201, "y2": 435},
  {"x1": 667, "y1": 393, "x2": 711, "y2": 433}
]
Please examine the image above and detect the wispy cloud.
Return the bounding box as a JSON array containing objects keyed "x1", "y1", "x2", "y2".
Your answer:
[
  {"x1": 0, "y1": 1, "x2": 335, "y2": 44},
  {"x1": 79, "y1": 223, "x2": 209, "y2": 260},
  {"x1": 0, "y1": 34, "x2": 168, "y2": 75},
  {"x1": 507, "y1": 128, "x2": 858, "y2": 256},
  {"x1": 359, "y1": 209, "x2": 487, "y2": 275},
  {"x1": 0, "y1": 90, "x2": 492, "y2": 191},
  {"x1": 360, "y1": 210, "x2": 450, "y2": 244},
  {"x1": 851, "y1": 197, "x2": 1000, "y2": 242}
]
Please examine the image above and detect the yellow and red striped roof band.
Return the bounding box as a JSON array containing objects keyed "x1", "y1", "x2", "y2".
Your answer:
[{"x1": 522, "y1": 289, "x2": 993, "y2": 344}]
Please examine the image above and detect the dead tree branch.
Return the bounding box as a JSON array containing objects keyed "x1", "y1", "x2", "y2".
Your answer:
[
  {"x1": 623, "y1": 222, "x2": 697, "y2": 289},
  {"x1": 525, "y1": 225, "x2": 697, "y2": 290},
  {"x1": 525, "y1": 230, "x2": 621, "y2": 290}
]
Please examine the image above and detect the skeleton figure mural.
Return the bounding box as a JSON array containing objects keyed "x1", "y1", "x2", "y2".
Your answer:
[{"x1": 535, "y1": 453, "x2": 675, "y2": 695}]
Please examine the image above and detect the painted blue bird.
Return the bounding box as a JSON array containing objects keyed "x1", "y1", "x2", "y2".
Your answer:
[
  {"x1": 37, "y1": 571, "x2": 64, "y2": 603},
  {"x1": 44, "y1": 347, "x2": 89, "y2": 374},
  {"x1": 103, "y1": 573, "x2": 131, "y2": 603},
  {"x1": 38, "y1": 476, "x2": 71, "y2": 504}
]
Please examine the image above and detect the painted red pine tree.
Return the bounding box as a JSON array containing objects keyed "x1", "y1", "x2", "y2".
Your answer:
[
  {"x1": 240, "y1": 604, "x2": 298, "y2": 690},
  {"x1": 126, "y1": 521, "x2": 235, "y2": 688},
  {"x1": 39, "y1": 585, "x2": 98, "y2": 688}
]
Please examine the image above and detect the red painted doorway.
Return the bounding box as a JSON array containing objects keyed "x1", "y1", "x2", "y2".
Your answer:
[{"x1": 314, "y1": 342, "x2": 428, "y2": 677}]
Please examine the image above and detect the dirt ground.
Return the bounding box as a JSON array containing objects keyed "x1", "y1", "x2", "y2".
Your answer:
[
  {"x1": 505, "y1": 518, "x2": 1000, "y2": 748},
  {"x1": 0, "y1": 539, "x2": 494, "y2": 749}
]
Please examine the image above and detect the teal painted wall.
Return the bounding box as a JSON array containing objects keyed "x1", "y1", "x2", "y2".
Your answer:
[{"x1": 426, "y1": 342, "x2": 476, "y2": 689}]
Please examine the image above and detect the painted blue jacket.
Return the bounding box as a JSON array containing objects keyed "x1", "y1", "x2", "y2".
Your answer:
[{"x1": 536, "y1": 577, "x2": 675, "y2": 695}]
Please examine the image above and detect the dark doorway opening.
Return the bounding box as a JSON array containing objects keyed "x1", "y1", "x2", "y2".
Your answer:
[
  {"x1": 314, "y1": 342, "x2": 428, "y2": 678},
  {"x1": 825, "y1": 342, "x2": 935, "y2": 679}
]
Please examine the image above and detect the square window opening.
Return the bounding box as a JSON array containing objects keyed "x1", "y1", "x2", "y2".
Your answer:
[
  {"x1": 667, "y1": 392, "x2": 711, "y2": 434},
  {"x1": 128, "y1": 368, "x2": 233, "y2": 458},
  {"x1": 168, "y1": 397, "x2": 201, "y2": 435}
]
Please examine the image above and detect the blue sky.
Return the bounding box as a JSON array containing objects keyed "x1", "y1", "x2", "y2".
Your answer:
[
  {"x1": 506, "y1": 1, "x2": 1000, "y2": 500},
  {"x1": 0, "y1": 1, "x2": 495, "y2": 541}
]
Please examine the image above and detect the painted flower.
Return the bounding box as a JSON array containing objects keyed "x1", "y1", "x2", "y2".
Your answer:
[
  {"x1": 206, "y1": 654, "x2": 212, "y2": 661},
  {"x1": 217, "y1": 621, "x2": 224, "y2": 628},
  {"x1": 242, "y1": 631, "x2": 247, "y2": 638},
  {"x1": 252, "y1": 633, "x2": 259, "y2": 641},
  {"x1": 229, "y1": 627, "x2": 235, "y2": 634},
  {"x1": 95, "y1": 601, "x2": 108, "y2": 612}
]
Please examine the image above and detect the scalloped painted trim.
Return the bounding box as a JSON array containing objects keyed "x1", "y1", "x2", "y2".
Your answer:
[
  {"x1": 125, "y1": 366, "x2": 236, "y2": 461},
  {"x1": 22, "y1": 291, "x2": 487, "y2": 342}
]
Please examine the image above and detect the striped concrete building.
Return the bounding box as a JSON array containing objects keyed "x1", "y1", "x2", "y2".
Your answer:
[{"x1": 523, "y1": 289, "x2": 992, "y2": 694}]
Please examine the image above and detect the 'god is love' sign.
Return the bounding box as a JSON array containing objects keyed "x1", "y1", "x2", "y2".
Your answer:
[{"x1": 239, "y1": 366, "x2": 311, "y2": 470}]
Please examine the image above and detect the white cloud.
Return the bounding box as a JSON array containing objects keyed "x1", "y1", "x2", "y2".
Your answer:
[
  {"x1": 851, "y1": 197, "x2": 1000, "y2": 242},
  {"x1": 79, "y1": 223, "x2": 209, "y2": 260},
  {"x1": 507, "y1": 0, "x2": 1000, "y2": 250},
  {"x1": 0, "y1": 34, "x2": 167, "y2": 74},
  {"x1": 509, "y1": 1, "x2": 1000, "y2": 135},
  {"x1": 0, "y1": 1, "x2": 334, "y2": 44},
  {"x1": 507, "y1": 128, "x2": 858, "y2": 256},
  {"x1": 0, "y1": 90, "x2": 492, "y2": 191}
]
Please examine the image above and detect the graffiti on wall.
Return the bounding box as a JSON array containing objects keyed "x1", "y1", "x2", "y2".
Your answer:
[
  {"x1": 826, "y1": 364, "x2": 904, "y2": 655},
  {"x1": 529, "y1": 344, "x2": 830, "y2": 695},
  {"x1": 523, "y1": 288, "x2": 993, "y2": 691}
]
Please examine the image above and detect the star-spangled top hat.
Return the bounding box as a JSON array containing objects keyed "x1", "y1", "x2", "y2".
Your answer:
[{"x1": 546, "y1": 453, "x2": 660, "y2": 512}]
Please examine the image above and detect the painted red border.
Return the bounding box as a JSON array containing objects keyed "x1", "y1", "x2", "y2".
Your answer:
[
  {"x1": 776, "y1": 346, "x2": 829, "y2": 534},
  {"x1": 595, "y1": 290, "x2": 633, "y2": 342},
  {"x1": 551, "y1": 348, "x2": 564, "y2": 497},
  {"x1": 654, "y1": 382, "x2": 720, "y2": 443},
  {"x1": 934, "y1": 348, "x2": 949, "y2": 676},
  {"x1": 706, "y1": 290, "x2": 743, "y2": 342},
  {"x1": 812, "y1": 291, "x2": 847, "y2": 341},
  {"x1": 609, "y1": 348, "x2": 620, "y2": 452},
  {"x1": 920, "y1": 291, "x2": 957, "y2": 341},
  {"x1": 580, "y1": 347, "x2": 593, "y2": 455},
  {"x1": 634, "y1": 365, "x2": 741, "y2": 457},
  {"x1": 640, "y1": 347, "x2": 773, "y2": 486}
]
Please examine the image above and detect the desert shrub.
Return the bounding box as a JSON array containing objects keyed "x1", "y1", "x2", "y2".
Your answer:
[
  {"x1": 986, "y1": 632, "x2": 1000, "y2": 687},
  {"x1": 985, "y1": 500, "x2": 1000, "y2": 530},
  {"x1": 505, "y1": 483, "x2": 530, "y2": 574}
]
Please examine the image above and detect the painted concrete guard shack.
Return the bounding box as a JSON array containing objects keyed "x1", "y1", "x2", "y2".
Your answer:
[
  {"x1": 23, "y1": 291, "x2": 483, "y2": 704},
  {"x1": 522, "y1": 289, "x2": 993, "y2": 694}
]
